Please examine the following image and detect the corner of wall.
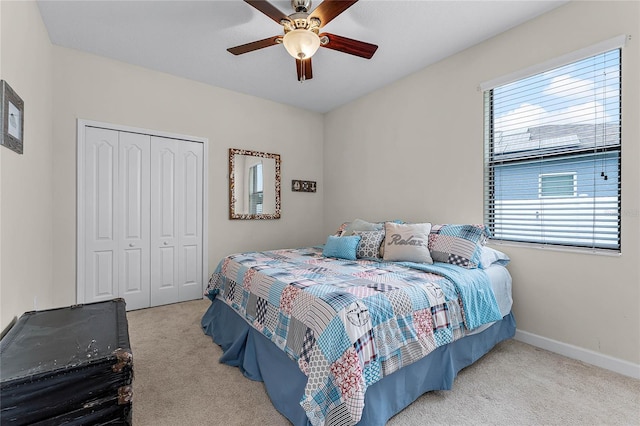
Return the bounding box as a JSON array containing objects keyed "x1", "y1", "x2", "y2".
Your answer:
[
  {"x1": 0, "y1": 0, "x2": 55, "y2": 329},
  {"x1": 0, "y1": 0, "x2": 3, "y2": 333}
]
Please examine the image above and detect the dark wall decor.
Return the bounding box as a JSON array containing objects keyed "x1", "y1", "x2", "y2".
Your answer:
[
  {"x1": 292, "y1": 180, "x2": 316, "y2": 193},
  {"x1": 0, "y1": 80, "x2": 24, "y2": 154}
]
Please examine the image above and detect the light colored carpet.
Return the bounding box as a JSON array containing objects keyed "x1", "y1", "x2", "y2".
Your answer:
[{"x1": 128, "y1": 299, "x2": 639, "y2": 426}]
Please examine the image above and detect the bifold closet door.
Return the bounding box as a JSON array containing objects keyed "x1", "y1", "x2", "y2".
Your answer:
[
  {"x1": 118, "y1": 132, "x2": 151, "y2": 310},
  {"x1": 150, "y1": 137, "x2": 204, "y2": 306},
  {"x1": 83, "y1": 128, "x2": 151, "y2": 310}
]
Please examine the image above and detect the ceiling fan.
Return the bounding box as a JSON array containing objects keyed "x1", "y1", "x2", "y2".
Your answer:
[{"x1": 228, "y1": 0, "x2": 378, "y2": 82}]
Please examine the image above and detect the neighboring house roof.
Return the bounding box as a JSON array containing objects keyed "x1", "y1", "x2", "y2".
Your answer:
[{"x1": 494, "y1": 124, "x2": 619, "y2": 159}]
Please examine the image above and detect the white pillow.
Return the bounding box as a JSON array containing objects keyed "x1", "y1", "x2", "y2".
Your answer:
[
  {"x1": 383, "y1": 222, "x2": 433, "y2": 264},
  {"x1": 479, "y1": 246, "x2": 510, "y2": 269}
]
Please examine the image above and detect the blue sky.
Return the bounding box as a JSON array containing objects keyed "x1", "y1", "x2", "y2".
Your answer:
[{"x1": 493, "y1": 49, "x2": 620, "y2": 135}]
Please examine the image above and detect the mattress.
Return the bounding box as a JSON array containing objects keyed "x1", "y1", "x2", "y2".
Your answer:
[{"x1": 467, "y1": 264, "x2": 513, "y2": 336}]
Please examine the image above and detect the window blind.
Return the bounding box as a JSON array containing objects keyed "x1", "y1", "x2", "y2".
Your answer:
[{"x1": 483, "y1": 47, "x2": 622, "y2": 251}]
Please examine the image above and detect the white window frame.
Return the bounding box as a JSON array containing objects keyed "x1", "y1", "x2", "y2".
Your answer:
[
  {"x1": 538, "y1": 172, "x2": 577, "y2": 199},
  {"x1": 481, "y1": 36, "x2": 626, "y2": 254}
]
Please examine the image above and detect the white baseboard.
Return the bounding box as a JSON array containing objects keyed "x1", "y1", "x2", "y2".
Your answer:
[{"x1": 514, "y1": 329, "x2": 640, "y2": 379}]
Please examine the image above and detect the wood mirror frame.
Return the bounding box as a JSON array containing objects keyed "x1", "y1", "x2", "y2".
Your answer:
[{"x1": 229, "y1": 148, "x2": 281, "y2": 220}]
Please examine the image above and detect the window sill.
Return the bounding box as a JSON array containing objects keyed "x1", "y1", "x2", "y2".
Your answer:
[{"x1": 487, "y1": 239, "x2": 622, "y2": 257}]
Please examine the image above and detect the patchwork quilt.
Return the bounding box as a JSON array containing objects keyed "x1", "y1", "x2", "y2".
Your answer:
[{"x1": 205, "y1": 247, "x2": 502, "y2": 426}]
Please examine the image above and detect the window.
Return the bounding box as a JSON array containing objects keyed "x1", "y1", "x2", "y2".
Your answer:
[
  {"x1": 483, "y1": 43, "x2": 622, "y2": 251},
  {"x1": 248, "y1": 162, "x2": 263, "y2": 214},
  {"x1": 539, "y1": 173, "x2": 576, "y2": 198}
]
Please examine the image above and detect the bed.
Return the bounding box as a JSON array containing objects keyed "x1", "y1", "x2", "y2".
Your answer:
[{"x1": 201, "y1": 222, "x2": 515, "y2": 426}]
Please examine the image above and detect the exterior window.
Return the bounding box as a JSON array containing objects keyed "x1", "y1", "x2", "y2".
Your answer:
[
  {"x1": 248, "y1": 163, "x2": 263, "y2": 215},
  {"x1": 539, "y1": 173, "x2": 576, "y2": 198},
  {"x1": 484, "y1": 48, "x2": 621, "y2": 251}
]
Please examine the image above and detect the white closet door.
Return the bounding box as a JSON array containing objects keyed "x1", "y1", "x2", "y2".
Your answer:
[
  {"x1": 179, "y1": 140, "x2": 204, "y2": 302},
  {"x1": 84, "y1": 127, "x2": 119, "y2": 303},
  {"x1": 79, "y1": 121, "x2": 206, "y2": 310},
  {"x1": 118, "y1": 132, "x2": 151, "y2": 310},
  {"x1": 150, "y1": 137, "x2": 179, "y2": 306},
  {"x1": 150, "y1": 137, "x2": 203, "y2": 306}
]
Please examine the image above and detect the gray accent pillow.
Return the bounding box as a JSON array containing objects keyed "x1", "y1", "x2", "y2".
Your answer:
[
  {"x1": 383, "y1": 222, "x2": 433, "y2": 264},
  {"x1": 353, "y1": 230, "x2": 385, "y2": 259},
  {"x1": 341, "y1": 218, "x2": 384, "y2": 236}
]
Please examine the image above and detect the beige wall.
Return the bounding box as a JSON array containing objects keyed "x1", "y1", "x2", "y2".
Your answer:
[
  {"x1": 324, "y1": 1, "x2": 640, "y2": 365},
  {"x1": 50, "y1": 47, "x2": 325, "y2": 307},
  {"x1": 0, "y1": 1, "x2": 54, "y2": 327}
]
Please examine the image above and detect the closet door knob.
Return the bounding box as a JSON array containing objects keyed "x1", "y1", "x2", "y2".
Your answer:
[
  {"x1": 163, "y1": 241, "x2": 168, "y2": 246},
  {"x1": 129, "y1": 243, "x2": 134, "y2": 247}
]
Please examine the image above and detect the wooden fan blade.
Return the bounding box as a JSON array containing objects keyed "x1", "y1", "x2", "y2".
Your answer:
[
  {"x1": 244, "y1": 0, "x2": 289, "y2": 24},
  {"x1": 310, "y1": 0, "x2": 358, "y2": 27},
  {"x1": 227, "y1": 36, "x2": 281, "y2": 55},
  {"x1": 319, "y1": 33, "x2": 378, "y2": 59},
  {"x1": 296, "y1": 58, "x2": 313, "y2": 81}
]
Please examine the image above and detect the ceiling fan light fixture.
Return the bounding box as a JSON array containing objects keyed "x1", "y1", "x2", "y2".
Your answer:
[{"x1": 283, "y1": 29, "x2": 320, "y2": 59}]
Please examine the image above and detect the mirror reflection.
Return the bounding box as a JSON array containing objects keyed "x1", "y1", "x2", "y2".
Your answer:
[{"x1": 229, "y1": 148, "x2": 281, "y2": 220}]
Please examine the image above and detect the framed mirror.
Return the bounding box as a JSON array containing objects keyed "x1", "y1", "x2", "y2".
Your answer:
[{"x1": 229, "y1": 148, "x2": 281, "y2": 220}]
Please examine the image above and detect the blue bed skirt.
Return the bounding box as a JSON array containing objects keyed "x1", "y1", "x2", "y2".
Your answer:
[{"x1": 201, "y1": 298, "x2": 516, "y2": 426}]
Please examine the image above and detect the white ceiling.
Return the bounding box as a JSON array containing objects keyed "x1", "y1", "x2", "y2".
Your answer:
[{"x1": 37, "y1": 0, "x2": 568, "y2": 113}]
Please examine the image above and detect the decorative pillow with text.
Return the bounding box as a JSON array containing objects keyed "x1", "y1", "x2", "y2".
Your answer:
[{"x1": 383, "y1": 222, "x2": 433, "y2": 264}]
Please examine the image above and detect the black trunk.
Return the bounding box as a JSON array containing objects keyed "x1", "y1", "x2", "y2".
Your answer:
[{"x1": 1, "y1": 299, "x2": 133, "y2": 425}]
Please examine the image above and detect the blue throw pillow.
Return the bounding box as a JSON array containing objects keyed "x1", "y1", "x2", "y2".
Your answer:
[{"x1": 322, "y1": 235, "x2": 361, "y2": 260}]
